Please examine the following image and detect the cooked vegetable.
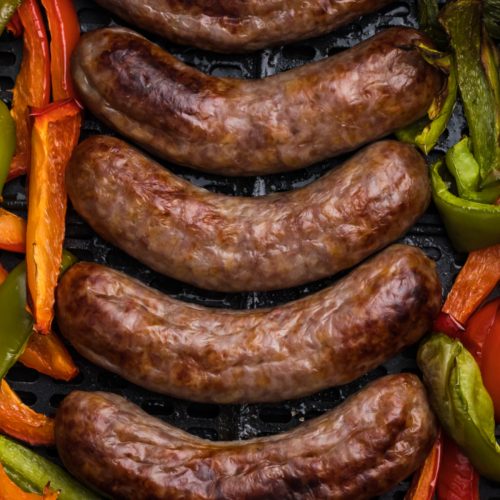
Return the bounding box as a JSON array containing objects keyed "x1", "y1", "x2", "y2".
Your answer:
[
  {"x1": 0, "y1": 208, "x2": 25, "y2": 253},
  {"x1": 418, "y1": 333, "x2": 500, "y2": 481},
  {"x1": 431, "y1": 160, "x2": 500, "y2": 252},
  {"x1": 436, "y1": 435, "x2": 479, "y2": 500},
  {"x1": 0, "y1": 379, "x2": 54, "y2": 446},
  {"x1": 8, "y1": 0, "x2": 50, "y2": 181},
  {"x1": 440, "y1": 0, "x2": 500, "y2": 188},
  {"x1": 0, "y1": 0, "x2": 21, "y2": 36},
  {"x1": 0, "y1": 100, "x2": 16, "y2": 194},
  {"x1": 0, "y1": 251, "x2": 77, "y2": 379},
  {"x1": 0, "y1": 463, "x2": 59, "y2": 499},
  {"x1": 40, "y1": 0, "x2": 80, "y2": 100},
  {"x1": 441, "y1": 244, "x2": 500, "y2": 324},
  {"x1": 484, "y1": 0, "x2": 500, "y2": 39},
  {"x1": 405, "y1": 431, "x2": 441, "y2": 500},
  {"x1": 0, "y1": 436, "x2": 101, "y2": 500},
  {"x1": 26, "y1": 100, "x2": 81, "y2": 334}
]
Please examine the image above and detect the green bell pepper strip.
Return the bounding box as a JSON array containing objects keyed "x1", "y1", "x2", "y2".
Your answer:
[
  {"x1": 484, "y1": 0, "x2": 500, "y2": 39},
  {"x1": 417, "y1": 0, "x2": 448, "y2": 48},
  {"x1": 418, "y1": 333, "x2": 500, "y2": 482},
  {"x1": 0, "y1": 99, "x2": 16, "y2": 194},
  {"x1": 431, "y1": 159, "x2": 500, "y2": 252},
  {"x1": 396, "y1": 51, "x2": 456, "y2": 154},
  {"x1": 0, "y1": 0, "x2": 21, "y2": 36},
  {"x1": 0, "y1": 250, "x2": 77, "y2": 380},
  {"x1": 446, "y1": 137, "x2": 500, "y2": 204},
  {"x1": 0, "y1": 435, "x2": 103, "y2": 499},
  {"x1": 440, "y1": 0, "x2": 500, "y2": 187}
]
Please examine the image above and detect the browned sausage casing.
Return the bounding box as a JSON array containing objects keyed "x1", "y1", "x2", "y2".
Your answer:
[
  {"x1": 93, "y1": 0, "x2": 395, "y2": 53},
  {"x1": 71, "y1": 27, "x2": 443, "y2": 176},
  {"x1": 55, "y1": 244, "x2": 441, "y2": 404},
  {"x1": 66, "y1": 137, "x2": 431, "y2": 292},
  {"x1": 55, "y1": 374, "x2": 437, "y2": 499}
]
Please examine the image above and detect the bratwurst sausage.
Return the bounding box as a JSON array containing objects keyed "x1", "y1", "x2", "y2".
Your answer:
[
  {"x1": 55, "y1": 245, "x2": 441, "y2": 404},
  {"x1": 71, "y1": 27, "x2": 443, "y2": 175},
  {"x1": 55, "y1": 374, "x2": 437, "y2": 499},
  {"x1": 93, "y1": 0, "x2": 395, "y2": 53},
  {"x1": 66, "y1": 137, "x2": 431, "y2": 292}
]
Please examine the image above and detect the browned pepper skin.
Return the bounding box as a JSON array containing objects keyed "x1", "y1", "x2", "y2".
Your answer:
[
  {"x1": 55, "y1": 374, "x2": 437, "y2": 499},
  {"x1": 66, "y1": 137, "x2": 431, "y2": 292},
  {"x1": 55, "y1": 245, "x2": 441, "y2": 404},
  {"x1": 70, "y1": 27, "x2": 443, "y2": 176},
  {"x1": 93, "y1": 0, "x2": 395, "y2": 53}
]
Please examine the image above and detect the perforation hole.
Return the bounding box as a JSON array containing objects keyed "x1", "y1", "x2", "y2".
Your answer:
[
  {"x1": 188, "y1": 427, "x2": 218, "y2": 441},
  {"x1": 187, "y1": 403, "x2": 220, "y2": 419},
  {"x1": 259, "y1": 407, "x2": 292, "y2": 424},
  {"x1": 78, "y1": 7, "x2": 112, "y2": 28},
  {"x1": 97, "y1": 371, "x2": 129, "y2": 389},
  {"x1": 6, "y1": 365, "x2": 39, "y2": 382},
  {"x1": 49, "y1": 393, "x2": 67, "y2": 408},
  {"x1": 281, "y1": 44, "x2": 317, "y2": 62},
  {"x1": 16, "y1": 391, "x2": 37, "y2": 406},
  {"x1": 0, "y1": 76, "x2": 14, "y2": 91},
  {"x1": 0, "y1": 52, "x2": 15, "y2": 66}
]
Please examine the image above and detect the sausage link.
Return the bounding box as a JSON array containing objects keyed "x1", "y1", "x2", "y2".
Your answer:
[
  {"x1": 93, "y1": 0, "x2": 395, "y2": 52},
  {"x1": 55, "y1": 374, "x2": 438, "y2": 499},
  {"x1": 66, "y1": 137, "x2": 431, "y2": 292},
  {"x1": 71, "y1": 27, "x2": 443, "y2": 175},
  {"x1": 55, "y1": 244, "x2": 441, "y2": 403}
]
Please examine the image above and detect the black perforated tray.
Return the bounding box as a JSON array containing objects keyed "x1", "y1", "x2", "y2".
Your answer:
[{"x1": 1, "y1": 1, "x2": 499, "y2": 498}]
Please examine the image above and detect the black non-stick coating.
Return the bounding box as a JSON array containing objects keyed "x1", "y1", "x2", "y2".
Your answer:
[{"x1": 0, "y1": 0, "x2": 499, "y2": 497}]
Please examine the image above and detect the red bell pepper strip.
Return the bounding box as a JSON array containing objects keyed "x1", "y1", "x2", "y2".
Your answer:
[
  {"x1": 0, "y1": 208, "x2": 26, "y2": 253},
  {"x1": 26, "y1": 99, "x2": 81, "y2": 334},
  {"x1": 9, "y1": 0, "x2": 50, "y2": 181},
  {"x1": 436, "y1": 435, "x2": 480, "y2": 500},
  {"x1": 0, "y1": 266, "x2": 7, "y2": 282},
  {"x1": 0, "y1": 463, "x2": 59, "y2": 499},
  {"x1": 40, "y1": 0, "x2": 80, "y2": 101},
  {"x1": 477, "y1": 299, "x2": 500, "y2": 420},
  {"x1": 6, "y1": 11, "x2": 23, "y2": 37},
  {"x1": 442, "y1": 244, "x2": 500, "y2": 325},
  {"x1": 405, "y1": 431, "x2": 442, "y2": 500},
  {"x1": 0, "y1": 379, "x2": 54, "y2": 446}
]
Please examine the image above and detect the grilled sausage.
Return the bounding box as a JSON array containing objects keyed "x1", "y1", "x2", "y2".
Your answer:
[
  {"x1": 55, "y1": 244, "x2": 441, "y2": 404},
  {"x1": 71, "y1": 27, "x2": 443, "y2": 176},
  {"x1": 93, "y1": 0, "x2": 395, "y2": 53},
  {"x1": 66, "y1": 137, "x2": 431, "y2": 292},
  {"x1": 55, "y1": 374, "x2": 437, "y2": 499}
]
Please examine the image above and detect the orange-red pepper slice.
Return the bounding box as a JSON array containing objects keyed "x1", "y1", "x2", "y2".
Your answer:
[
  {"x1": 40, "y1": 0, "x2": 80, "y2": 101},
  {"x1": 0, "y1": 379, "x2": 54, "y2": 446},
  {"x1": 0, "y1": 208, "x2": 26, "y2": 253},
  {"x1": 6, "y1": 11, "x2": 23, "y2": 38},
  {"x1": 9, "y1": 0, "x2": 50, "y2": 181},
  {"x1": 26, "y1": 99, "x2": 81, "y2": 334},
  {"x1": 0, "y1": 463, "x2": 59, "y2": 499},
  {"x1": 405, "y1": 431, "x2": 442, "y2": 500},
  {"x1": 442, "y1": 244, "x2": 500, "y2": 325}
]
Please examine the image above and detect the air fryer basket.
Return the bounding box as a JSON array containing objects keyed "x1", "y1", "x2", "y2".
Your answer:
[{"x1": 1, "y1": 0, "x2": 499, "y2": 497}]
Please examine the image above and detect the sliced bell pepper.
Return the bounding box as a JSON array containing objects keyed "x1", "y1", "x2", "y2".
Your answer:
[
  {"x1": 431, "y1": 159, "x2": 500, "y2": 252},
  {"x1": 440, "y1": 0, "x2": 500, "y2": 188},
  {"x1": 0, "y1": 463, "x2": 59, "y2": 499},
  {"x1": 418, "y1": 333, "x2": 500, "y2": 482},
  {"x1": 0, "y1": 379, "x2": 54, "y2": 446},
  {"x1": 0, "y1": 436, "x2": 101, "y2": 500},
  {"x1": 0, "y1": 251, "x2": 77, "y2": 380},
  {"x1": 478, "y1": 301, "x2": 500, "y2": 421},
  {"x1": 9, "y1": 0, "x2": 50, "y2": 181},
  {"x1": 0, "y1": 100, "x2": 16, "y2": 195},
  {"x1": 0, "y1": 262, "x2": 78, "y2": 381},
  {"x1": 0, "y1": 207, "x2": 26, "y2": 253},
  {"x1": 5, "y1": 10, "x2": 22, "y2": 37},
  {"x1": 405, "y1": 431, "x2": 441, "y2": 500},
  {"x1": 442, "y1": 244, "x2": 500, "y2": 325},
  {"x1": 436, "y1": 435, "x2": 479, "y2": 500},
  {"x1": 40, "y1": 0, "x2": 80, "y2": 101},
  {"x1": 19, "y1": 331, "x2": 78, "y2": 382},
  {"x1": 484, "y1": 0, "x2": 500, "y2": 39},
  {"x1": 26, "y1": 100, "x2": 81, "y2": 334},
  {"x1": 0, "y1": 0, "x2": 22, "y2": 36}
]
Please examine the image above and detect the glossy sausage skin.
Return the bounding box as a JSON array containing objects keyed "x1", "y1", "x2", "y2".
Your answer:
[
  {"x1": 71, "y1": 27, "x2": 443, "y2": 176},
  {"x1": 55, "y1": 374, "x2": 437, "y2": 499},
  {"x1": 56, "y1": 245, "x2": 441, "y2": 404},
  {"x1": 66, "y1": 137, "x2": 431, "y2": 292},
  {"x1": 94, "y1": 0, "x2": 395, "y2": 53}
]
